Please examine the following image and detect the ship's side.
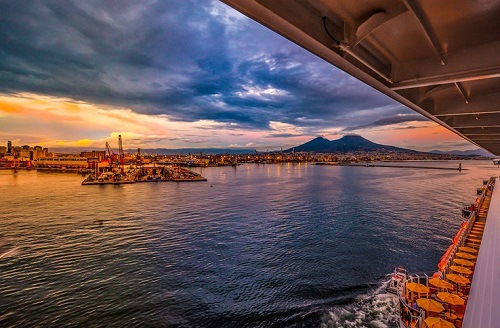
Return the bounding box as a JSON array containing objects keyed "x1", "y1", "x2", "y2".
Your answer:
[
  {"x1": 388, "y1": 178, "x2": 495, "y2": 328},
  {"x1": 462, "y1": 179, "x2": 500, "y2": 327}
]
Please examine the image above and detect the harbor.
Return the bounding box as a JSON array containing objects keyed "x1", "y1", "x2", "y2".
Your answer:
[
  {"x1": 77, "y1": 136, "x2": 207, "y2": 185},
  {"x1": 388, "y1": 178, "x2": 495, "y2": 328},
  {"x1": 1, "y1": 160, "x2": 498, "y2": 327},
  {"x1": 1, "y1": 0, "x2": 499, "y2": 326}
]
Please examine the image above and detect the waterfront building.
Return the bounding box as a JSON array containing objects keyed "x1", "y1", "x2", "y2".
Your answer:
[
  {"x1": 80, "y1": 150, "x2": 106, "y2": 161},
  {"x1": 33, "y1": 146, "x2": 47, "y2": 160},
  {"x1": 34, "y1": 157, "x2": 88, "y2": 169},
  {"x1": 0, "y1": 142, "x2": 50, "y2": 167},
  {"x1": 19, "y1": 149, "x2": 30, "y2": 160},
  {"x1": 12, "y1": 146, "x2": 21, "y2": 155}
]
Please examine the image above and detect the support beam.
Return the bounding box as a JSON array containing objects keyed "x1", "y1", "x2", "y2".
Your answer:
[
  {"x1": 435, "y1": 111, "x2": 500, "y2": 117},
  {"x1": 418, "y1": 85, "x2": 453, "y2": 104},
  {"x1": 391, "y1": 40, "x2": 500, "y2": 89},
  {"x1": 442, "y1": 112, "x2": 500, "y2": 129},
  {"x1": 469, "y1": 137, "x2": 500, "y2": 142},
  {"x1": 392, "y1": 66, "x2": 500, "y2": 90},
  {"x1": 458, "y1": 127, "x2": 500, "y2": 135},
  {"x1": 402, "y1": 0, "x2": 447, "y2": 65},
  {"x1": 454, "y1": 82, "x2": 470, "y2": 104},
  {"x1": 428, "y1": 92, "x2": 500, "y2": 116},
  {"x1": 352, "y1": 11, "x2": 387, "y2": 46},
  {"x1": 349, "y1": 5, "x2": 407, "y2": 47},
  {"x1": 338, "y1": 42, "x2": 393, "y2": 83}
]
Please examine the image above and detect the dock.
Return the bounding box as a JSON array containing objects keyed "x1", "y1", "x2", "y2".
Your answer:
[
  {"x1": 135, "y1": 165, "x2": 207, "y2": 182},
  {"x1": 81, "y1": 165, "x2": 206, "y2": 185},
  {"x1": 168, "y1": 167, "x2": 207, "y2": 182}
]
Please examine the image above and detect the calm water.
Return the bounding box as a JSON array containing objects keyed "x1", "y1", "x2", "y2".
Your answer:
[{"x1": 0, "y1": 161, "x2": 498, "y2": 327}]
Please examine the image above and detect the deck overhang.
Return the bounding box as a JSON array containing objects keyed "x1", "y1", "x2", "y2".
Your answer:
[{"x1": 221, "y1": 0, "x2": 500, "y2": 154}]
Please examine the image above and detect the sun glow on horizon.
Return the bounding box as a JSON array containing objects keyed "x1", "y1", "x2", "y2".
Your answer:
[
  {"x1": 0, "y1": 93, "x2": 307, "y2": 150},
  {"x1": 0, "y1": 92, "x2": 478, "y2": 153}
]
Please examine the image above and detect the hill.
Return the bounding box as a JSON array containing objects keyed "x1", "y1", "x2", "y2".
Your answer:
[
  {"x1": 289, "y1": 135, "x2": 417, "y2": 153},
  {"x1": 430, "y1": 149, "x2": 493, "y2": 157}
]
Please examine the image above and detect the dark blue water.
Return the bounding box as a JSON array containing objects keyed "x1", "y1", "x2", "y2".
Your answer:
[{"x1": 0, "y1": 161, "x2": 497, "y2": 327}]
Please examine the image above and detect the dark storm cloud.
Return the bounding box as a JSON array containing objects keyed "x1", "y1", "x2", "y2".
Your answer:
[
  {"x1": 0, "y1": 0, "x2": 412, "y2": 131},
  {"x1": 266, "y1": 133, "x2": 305, "y2": 138},
  {"x1": 343, "y1": 114, "x2": 429, "y2": 131}
]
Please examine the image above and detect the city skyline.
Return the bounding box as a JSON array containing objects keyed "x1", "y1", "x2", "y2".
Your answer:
[
  {"x1": 0, "y1": 1, "x2": 483, "y2": 153},
  {"x1": 0, "y1": 134, "x2": 491, "y2": 158}
]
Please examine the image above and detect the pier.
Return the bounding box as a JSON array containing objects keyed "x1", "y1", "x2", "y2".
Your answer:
[
  {"x1": 315, "y1": 162, "x2": 467, "y2": 171},
  {"x1": 81, "y1": 165, "x2": 206, "y2": 185},
  {"x1": 136, "y1": 165, "x2": 207, "y2": 182}
]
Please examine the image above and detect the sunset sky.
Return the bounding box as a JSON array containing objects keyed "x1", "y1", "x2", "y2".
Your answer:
[{"x1": 0, "y1": 1, "x2": 480, "y2": 152}]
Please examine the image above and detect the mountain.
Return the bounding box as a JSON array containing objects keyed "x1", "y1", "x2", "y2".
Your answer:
[
  {"x1": 289, "y1": 135, "x2": 417, "y2": 153},
  {"x1": 430, "y1": 149, "x2": 493, "y2": 157},
  {"x1": 329, "y1": 135, "x2": 412, "y2": 152},
  {"x1": 287, "y1": 136, "x2": 333, "y2": 152}
]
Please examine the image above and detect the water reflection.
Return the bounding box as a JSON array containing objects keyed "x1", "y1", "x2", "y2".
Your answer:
[{"x1": 0, "y1": 161, "x2": 497, "y2": 327}]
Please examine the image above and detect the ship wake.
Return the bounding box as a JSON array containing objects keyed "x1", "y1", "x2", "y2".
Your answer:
[{"x1": 320, "y1": 279, "x2": 399, "y2": 328}]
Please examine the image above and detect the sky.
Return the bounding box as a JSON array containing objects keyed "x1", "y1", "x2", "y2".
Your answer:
[{"x1": 0, "y1": 0, "x2": 479, "y2": 152}]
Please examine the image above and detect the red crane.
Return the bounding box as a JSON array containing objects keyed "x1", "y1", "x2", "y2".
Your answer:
[
  {"x1": 105, "y1": 141, "x2": 119, "y2": 170},
  {"x1": 105, "y1": 141, "x2": 116, "y2": 162},
  {"x1": 104, "y1": 135, "x2": 125, "y2": 173}
]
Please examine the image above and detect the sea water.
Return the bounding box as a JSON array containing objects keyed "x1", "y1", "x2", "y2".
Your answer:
[{"x1": 0, "y1": 160, "x2": 497, "y2": 327}]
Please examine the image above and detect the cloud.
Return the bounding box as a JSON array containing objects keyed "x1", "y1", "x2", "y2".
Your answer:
[
  {"x1": 266, "y1": 133, "x2": 304, "y2": 138},
  {"x1": 0, "y1": 1, "x2": 473, "y2": 152},
  {"x1": 0, "y1": 0, "x2": 413, "y2": 135},
  {"x1": 343, "y1": 114, "x2": 430, "y2": 131}
]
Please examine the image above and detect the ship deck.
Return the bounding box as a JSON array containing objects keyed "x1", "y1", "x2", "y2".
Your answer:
[{"x1": 463, "y1": 181, "x2": 500, "y2": 328}]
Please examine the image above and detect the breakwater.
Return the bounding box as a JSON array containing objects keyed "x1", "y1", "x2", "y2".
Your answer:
[
  {"x1": 82, "y1": 166, "x2": 206, "y2": 185},
  {"x1": 314, "y1": 162, "x2": 467, "y2": 170}
]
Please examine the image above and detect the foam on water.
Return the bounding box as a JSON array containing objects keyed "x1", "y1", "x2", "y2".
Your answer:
[
  {"x1": 0, "y1": 239, "x2": 20, "y2": 259},
  {"x1": 320, "y1": 280, "x2": 399, "y2": 328}
]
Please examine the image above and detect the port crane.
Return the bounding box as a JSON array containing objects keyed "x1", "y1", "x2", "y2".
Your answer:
[
  {"x1": 118, "y1": 135, "x2": 125, "y2": 174},
  {"x1": 105, "y1": 141, "x2": 116, "y2": 164},
  {"x1": 104, "y1": 135, "x2": 125, "y2": 173},
  {"x1": 136, "y1": 148, "x2": 142, "y2": 166}
]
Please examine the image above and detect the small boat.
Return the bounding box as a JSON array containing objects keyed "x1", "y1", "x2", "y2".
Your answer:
[
  {"x1": 462, "y1": 206, "x2": 473, "y2": 219},
  {"x1": 386, "y1": 267, "x2": 407, "y2": 295}
]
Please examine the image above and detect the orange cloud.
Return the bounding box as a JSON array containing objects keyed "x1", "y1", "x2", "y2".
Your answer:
[{"x1": 0, "y1": 93, "x2": 478, "y2": 152}]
